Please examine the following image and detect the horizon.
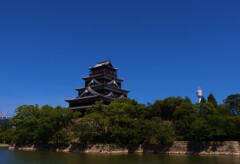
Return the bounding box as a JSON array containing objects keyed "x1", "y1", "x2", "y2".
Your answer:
[{"x1": 1, "y1": 0, "x2": 240, "y2": 115}]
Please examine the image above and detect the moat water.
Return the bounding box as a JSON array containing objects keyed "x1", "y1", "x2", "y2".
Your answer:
[{"x1": 1, "y1": 148, "x2": 240, "y2": 164}]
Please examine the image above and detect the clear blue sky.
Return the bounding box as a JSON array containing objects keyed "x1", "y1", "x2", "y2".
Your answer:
[{"x1": 1, "y1": 0, "x2": 240, "y2": 115}]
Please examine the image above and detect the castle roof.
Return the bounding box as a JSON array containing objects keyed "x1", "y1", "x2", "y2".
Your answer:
[{"x1": 90, "y1": 60, "x2": 118, "y2": 70}]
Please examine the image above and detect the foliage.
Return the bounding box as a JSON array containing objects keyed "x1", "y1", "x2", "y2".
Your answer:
[
  {"x1": 0, "y1": 105, "x2": 77, "y2": 144},
  {"x1": 143, "y1": 117, "x2": 175, "y2": 144},
  {"x1": 184, "y1": 97, "x2": 192, "y2": 104},
  {"x1": 73, "y1": 101, "x2": 109, "y2": 144},
  {"x1": 0, "y1": 120, "x2": 16, "y2": 143},
  {"x1": 207, "y1": 93, "x2": 218, "y2": 108},
  {"x1": 74, "y1": 99, "x2": 176, "y2": 145},
  {"x1": 224, "y1": 94, "x2": 240, "y2": 114},
  {"x1": 200, "y1": 97, "x2": 206, "y2": 103},
  {"x1": 147, "y1": 97, "x2": 185, "y2": 120},
  {"x1": 199, "y1": 102, "x2": 217, "y2": 116},
  {"x1": 173, "y1": 102, "x2": 198, "y2": 140},
  {"x1": 74, "y1": 99, "x2": 146, "y2": 145},
  {"x1": 1, "y1": 93, "x2": 240, "y2": 145}
]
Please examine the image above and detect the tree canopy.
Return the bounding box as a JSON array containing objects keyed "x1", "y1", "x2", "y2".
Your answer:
[
  {"x1": 207, "y1": 93, "x2": 218, "y2": 108},
  {"x1": 1, "y1": 94, "x2": 240, "y2": 145}
]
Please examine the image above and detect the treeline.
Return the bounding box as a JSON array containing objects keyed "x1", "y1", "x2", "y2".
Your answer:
[
  {"x1": 0, "y1": 105, "x2": 77, "y2": 144},
  {"x1": 1, "y1": 94, "x2": 240, "y2": 145}
]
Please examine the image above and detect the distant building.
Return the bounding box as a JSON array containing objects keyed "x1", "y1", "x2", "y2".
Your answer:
[
  {"x1": 0, "y1": 116, "x2": 12, "y2": 120},
  {"x1": 0, "y1": 116, "x2": 12, "y2": 125},
  {"x1": 196, "y1": 86, "x2": 203, "y2": 103},
  {"x1": 65, "y1": 60, "x2": 129, "y2": 111}
]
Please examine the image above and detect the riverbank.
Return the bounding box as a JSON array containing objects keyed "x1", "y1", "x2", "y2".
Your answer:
[
  {"x1": 0, "y1": 143, "x2": 11, "y2": 148},
  {"x1": 3, "y1": 141, "x2": 240, "y2": 155}
]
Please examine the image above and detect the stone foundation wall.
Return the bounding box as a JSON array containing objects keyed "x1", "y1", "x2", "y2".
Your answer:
[
  {"x1": 5, "y1": 141, "x2": 240, "y2": 155},
  {"x1": 0, "y1": 143, "x2": 10, "y2": 148},
  {"x1": 142, "y1": 141, "x2": 240, "y2": 155}
]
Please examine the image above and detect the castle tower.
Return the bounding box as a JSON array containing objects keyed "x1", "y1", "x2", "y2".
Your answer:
[{"x1": 65, "y1": 60, "x2": 129, "y2": 111}]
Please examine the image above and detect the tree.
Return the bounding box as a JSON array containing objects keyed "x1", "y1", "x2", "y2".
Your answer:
[
  {"x1": 11, "y1": 105, "x2": 75, "y2": 144},
  {"x1": 217, "y1": 104, "x2": 232, "y2": 115},
  {"x1": 106, "y1": 99, "x2": 145, "y2": 145},
  {"x1": 200, "y1": 97, "x2": 206, "y2": 103},
  {"x1": 199, "y1": 102, "x2": 217, "y2": 116},
  {"x1": 207, "y1": 93, "x2": 218, "y2": 108},
  {"x1": 148, "y1": 97, "x2": 185, "y2": 120},
  {"x1": 143, "y1": 118, "x2": 175, "y2": 144},
  {"x1": 73, "y1": 101, "x2": 110, "y2": 144},
  {"x1": 173, "y1": 102, "x2": 198, "y2": 140},
  {"x1": 224, "y1": 94, "x2": 240, "y2": 114},
  {"x1": 11, "y1": 105, "x2": 39, "y2": 144},
  {"x1": 184, "y1": 97, "x2": 192, "y2": 104},
  {"x1": 190, "y1": 118, "x2": 212, "y2": 141},
  {"x1": 36, "y1": 105, "x2": 75, "y2": 144},
  {"x1": 145, "y1": 100, "x2": 163, "y2": 118},
  {"x1": 0, "y1": 120, "x2": 16, "y2": 143},
  {"x1": 206, "y1": 115, "x2": 227, "y2": 140},
  {"x1": 75, "y1": 99, "x2": 146, "y2": 145},
  {"x1": 173, "y1": 102, "x2": 197, "y2": 120}
]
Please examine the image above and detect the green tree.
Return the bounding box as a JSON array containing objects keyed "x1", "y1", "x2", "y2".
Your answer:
[
  {"x1": 145, "y1": 100, "x2": 162, "y2": 117},
  {"x1": 173, "y1": 102, "x2": 196, "y2": 120},
  {"x1": 199, "y1": 102, "x2": 218, "y2": 116},
  {"x1": 184, "y1": 96, "x2": 192, "y2": 104},
  {"x1": 218, "y1": 104, "x2": 232, "y2": 115},
  {"x1": 207, "y1": 93, "x2": 218, "y2": 108},
  {"x1": 36, "y1": 105, "x2": 75, "y2": 144},
  {"x1": 11, "y1": 105, "x2": 39, "y2": 144},
  {"x1": 143, "y1": 117, "x2": 175, "y2": 144},
  {"x1": 148, "y1": 97, "x2": 185, "y2": 120},
  {"x1": 11, "y1": 105, "x2": 75, "y2": 144},
  {"x1": 206, "y1": 115, "x2": 227, "y2": 140},
  {"x1": 106, "y1": 99, "x2": 145, "y2": 145},
  {"x1": 173, "y1": 102, "x2": 198, "y2": 140},
  {"x1": 190, "y1": 118, "x2": 212, "y2": 141},
  {"x1": 225, "y1": 116, "x2": 240, "y2": 140},
  {"x1": 74, "y1": 101, "x2": 109, "y2": 144},
  {"x1": 0, "y1": 120, "x2": 16, "y2": 143},
  {"x1": 200, "y1": 97, "x2": 206, "y2": 103},
  {"x1": 74, "y1": 99, "x2": 145, "y2": 145},
  {"x1": 224, "y1": 94, "x2": 240, "y2": 114}
]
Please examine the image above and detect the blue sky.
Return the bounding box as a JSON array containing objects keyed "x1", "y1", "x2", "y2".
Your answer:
[{"x1": 1, "y1": 0, "x2": 240, "y2": 115}]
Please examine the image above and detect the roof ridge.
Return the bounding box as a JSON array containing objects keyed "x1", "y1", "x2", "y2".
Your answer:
[
  {"x1": 106, "y1": 92, "x2": 116, "y2": 98},
  {"x1": 79, "y1": 86, "x2": 100, "y2": 98}
]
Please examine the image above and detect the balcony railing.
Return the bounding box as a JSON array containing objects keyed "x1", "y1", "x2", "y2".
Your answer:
[{"x1": 89, "y1": 71, "x2": 117, "y2": 77}]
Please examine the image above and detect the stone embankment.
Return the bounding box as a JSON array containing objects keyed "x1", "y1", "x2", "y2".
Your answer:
[
  {"x1": 8, "y1": 144, "x2": 129, "y2": 153},
  {"x1": 142, "y1": 141, "x2": 240, "y2": 155},
  {"x1": 0, "y1": 143, "x2": 10, "y2": 148},
  {"x1": 3, "y1": 141, "x2": 240, "y2": 155}
]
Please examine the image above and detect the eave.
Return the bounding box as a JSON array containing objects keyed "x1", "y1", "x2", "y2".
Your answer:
[
  {"x1": 75, "y1": 84, "x2": 130, "y2": 93},
  {"x1": 82, "y1": 74, "x2": 124, "y2": 82}
]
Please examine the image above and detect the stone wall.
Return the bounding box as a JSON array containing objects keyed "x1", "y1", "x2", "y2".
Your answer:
[
  {"x1": 142, "y1": 141, "x2": 240, "y2": 155},
  {"x1": 5, "y1": 141, "x2": 240, "y2": 155},
  {"x1": 0, "y1": 143, "x2": 10, "y2": 148}
]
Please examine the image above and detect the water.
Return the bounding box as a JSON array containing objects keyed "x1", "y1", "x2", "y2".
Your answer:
[{"x1": 1, "y1": 148, "x2": 240, "y2": 164}]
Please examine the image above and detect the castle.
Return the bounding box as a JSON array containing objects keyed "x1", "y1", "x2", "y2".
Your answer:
[{"x1": 65, "y1": 60, "x2": 129, "y2": 111}]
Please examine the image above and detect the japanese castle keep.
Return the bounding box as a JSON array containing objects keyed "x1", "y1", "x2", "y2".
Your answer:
[{"x1": 66, "y1": 60, "x2": 129, "y2": 111}]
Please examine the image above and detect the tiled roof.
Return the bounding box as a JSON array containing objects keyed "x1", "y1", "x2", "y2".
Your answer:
[{"x1": 90, "y1": 60, "x2": 118, "y2": 69}]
